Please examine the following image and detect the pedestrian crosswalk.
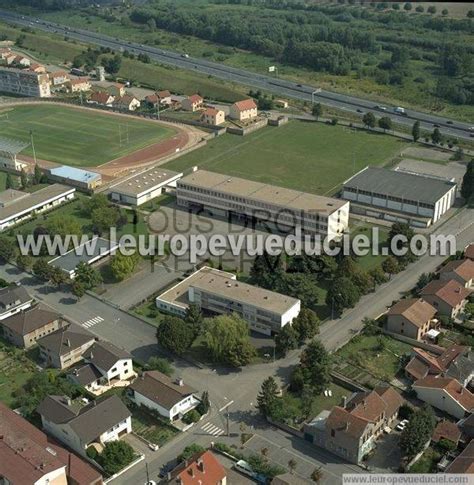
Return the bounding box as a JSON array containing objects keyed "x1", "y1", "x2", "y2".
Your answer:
[
  {"x1": 82, "y1": 316, "x2": 104, "y2": 329},
  {"x1": 200, "y1": 422, "x2": 225, "y2": 437}
]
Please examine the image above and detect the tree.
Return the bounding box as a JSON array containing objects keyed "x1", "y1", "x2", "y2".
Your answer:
[
  {"x1": 311, "y1": 467, "x2": 324, "y2": 483},
  {"x1": 382, "y1": 256, "x2": 399, "y2": 277},
  {"x1": 98, "y1": 441, "x2": 135, "y2": 476},
  {"x1": 92, "y1": 206, "x2": 119, "y2": 235},
  {"x1": 110, "y1": 252, "x2": 139, "y2": 281},
  {"x1": 292, "y1": 308, "x2": 319, "y2": 344},
  {"x1": 288, "y1": 459, "x2": 297, "y2": 474},
  {"x1": 275, "y1": 324, "x2": 299, "y2": 357},
  {"x1": 33, "y1": 164, "x2": 43, "y2": 185},
  {"x1": 20, "y1": 169, "x2": 29, "y2": 189},
  {"x1": 250, "y1": 251, "x2": 284, "y2": 288},
  {"x1": 257, "y1": 376, "x2": 279, "y2": 417},
  {"x1": 299, "y1": 340, "x2": 331, "y2": 393},
  {"x1": 156, "y1": 316, "x2": 194, "y2": 355},
  {"x1": 461, "y1": 159, "x2": 474, "y2": 202},
  {"x1": 32, "y1": 258, "x2": 52, "y2": 281},
  {"x1": 49, "y1": 266, "x2": 67, "y2": 287},
  {"x1": 388, "y1": 221, "x2": 416, "y2": 265},
  {"x1": 362, "y1": 317, "x2": 381, "y2": 336},
  {"x1": 415, "y1": 273, "x2": 433, "y2": 291},
  {"x1": 312, "y1": 103, "x2": 323, "y2": 120},
  {"x1": 378, "y1": 116, "x2": 392, "y2": 132},
  {"x1": 427, "y1": 5, "x2": 436, "y2": 14},
  {"x1": 16, "y1": 253, "x2": 33, "y2": 271},
  {"x1": 46, "y1": 217, "x2": 82, "y2": 239},
  {"x1": 197, "y1": 390, "x2": 210, "y2": 415},
  {"x1": 468, "y1": 10, "x2": 474, "y2": 18},
  {"x1": 369, "y1": 266, "x2": 388, "y2": 286},
  {"x1": 400, "y1": 405, "x2": 436, "y2": 458},
  {"x1": 203, "y1": 314, "x2": 256, "y2": 367},
  {"x1": 71, "y1": 280, "x2": 86, "y2": 300},
  {"x1": 326, "y1": 277, "x2": 360, "y2": 316},
  {"x1": 185, "y1": 303, "x2": 204, "y2": 338},
  {"x1": 442, "y1": 9, "x2": 448, "y2": 16},
  {"x1": 412, "y1": 121, "x2": 420, "y2": 142},
  {"x1": 75, "y1": 262, "x2": 102, "y2": 289},
  {"x1": 362, "y1": 111, "x2": 376, "y2": 129},
  {"x1": 431, "y1": 127, "x2": 442, "y2": 144},
  {"x1": 403, "y1": 2, "x2": 412, "y2": 11},
  {"x1": 5, "y1": 173, "x2": 14, "y2": 190},
  {"x1": 178, "y1": 444, "x2": 205, "y2": 462},
  {"x1": 83, "y1": 194, "x2": 109, "y2": 214},
  {"x1": 416, "y1": 5, "x2": 424, "y2": 12},
  {"x1": 280, "y1": 273, "x2": 321, "y2": 309},
  {"x1": 146, "y1": 356, "x2": 173, "y2": 376},
  {"x1": 0, "y1": 235, "x2": 16, "y2": 262}
]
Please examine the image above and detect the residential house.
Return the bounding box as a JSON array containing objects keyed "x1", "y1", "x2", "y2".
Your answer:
[
  {"x1": 431, "y1": 420, "x2": 461, "y2": 447},
  {"x1": 37, "y1": 394, "x2": 132, "y2": 458},
  {"x1": 113, "y1": 94, "x2": 140, "y2": 111},
  {"x1": 0, "y1": 284, "x2": 33, "y2": 321},
  {"x1": 303, "y1": 387, "x2": 404, "y2": 464},
  {"x1": 157, "y1": 90, "x2": 172, "y2": 105},
  {"x1": 201, "y1": 108, "x2": 225, "y2": 126},
  {"x1": 29, "y1": 63, "x2": 46, "y2": 73},
  {"x1": 420, "y1": 279, "x2": 471, "y2": 318},
  {"x1": 0, "y1": 401, "x2": 103, "y2": 485},
  {"x1": 405, "y1": 345, "x2": 474, "y2": 388},
  {"x1": 445, "y1": 440, "x2": 474, "y2": 474},
  {"x1": 181, "y1": 94, "x2": 203, "y2": 112},
  {"x1": 37, "y1": 323, "x2": 96, "y2": 369},
  {"x1": 439, "y1": 259, "x2": 474, "y2": 288},
  {"x1": 49, "y1": 70, "x2": 69, "y2": 87},
  {"x1": 68, "y1": 340, "x2": 135, "y2": 394},
  {"x1": 0, "y1": 67, "x2": 51, "y2": 97},
  {"x1": 105, "y1": 82, "x2": 126, "y2": 97},
  {"x1": 413, "y1": 376, "x2": 474, "y2": 419},
  {"x1": 88, "y1": 91, "x2": 115, "y2": 106},
  {"x1": 385, "y1": 298, "x2": 438, "y2": 340},
  {"x1": 229, "y1": 99, "x2": 258, "y2": 121},
  {"x1": 12, "y1": 55, "x2": 31, "y2": 67},
  {"x1": 0, "y1": 304, "x2": 62, "y2": 349},
  {"x1": 465, "y1": 243, "x2": 474, "y2": 261},
  {"x1": 68, "y1": 77, "x2": 91, "y2": 93},
  {"x1": 168, "y1": 450, "x2": 226, "y2": 484},
  {"x1": 128, "y1": 371, "x2": 199, "y2": 422}
]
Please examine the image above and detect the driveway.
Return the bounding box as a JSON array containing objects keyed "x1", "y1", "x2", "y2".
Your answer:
[{"x1": 366, "y1": 430, "x2": 402, "y2": 472}]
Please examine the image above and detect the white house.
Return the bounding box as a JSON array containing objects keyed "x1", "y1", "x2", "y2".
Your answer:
[
  {"x1": 37, "y1": 395, "x2": 132, "y2": 457},
  {"x1": 0, "y1": 285, "x2": 33, "y2": 321},
  {"x1": 413, "y1": 376, "x2": 474, "y2": 419},
  {"x1": 128, "y1": 371, "x2": 200, "y2": 422}
]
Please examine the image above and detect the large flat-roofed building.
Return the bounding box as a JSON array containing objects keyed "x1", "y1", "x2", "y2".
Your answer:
[
  {"x1": 342, "y1": 167, "x2": 457, "y2": 227},
  {"x1": 108, "y1": 167, "x2": 183, "y2": 206},
  {"x1": 0, "y1": 184, "x2": 75, "y2": 231},
  {"x1": 156, "y1": 266, "x2": 301, "y2": 335},
  {"x1": 0, "y1": 67, "x2": 51, "y2": 97},
  {"x1": 176, "y1": 169, "x2": 349, "y2": 240},
  {"x1": 48, "y1": 165, "x2": 102, "y2": 191},
  {"x1": 48, "y1": 237, "x2": 119, "y2": 279}
]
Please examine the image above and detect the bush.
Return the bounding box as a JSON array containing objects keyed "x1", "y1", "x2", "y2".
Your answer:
[
  {"x1": 178, "y1": 444, "x2": 205, "y2": 462},
  {"x1": 399, "y1": 404, "x2": 415, "y2": 420},
  {"x1": 86, "y1": 446, "x2": 98, "y2": 460},
  {"x1": 182, "y1": 409, "x2": 201, "y2": 424},
  {"x1": 97, "y1": 441, "x2": 135, "y2": 476}
]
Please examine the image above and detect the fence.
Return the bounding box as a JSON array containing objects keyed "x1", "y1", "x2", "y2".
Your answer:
[{"x1": 382, "y1": 329, "x2": 445, "y2": 354}]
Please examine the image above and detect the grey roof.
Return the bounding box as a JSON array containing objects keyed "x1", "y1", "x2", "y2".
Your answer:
[
  {"x1": 68, "y1": 363, "x2": 103, "y2": 386},
  {"x1": 0, "y1": 285, "x2": 32, "y2": 311},
  {"x1": 37, "y1": 395, "x2": 131, "y2": 445},
  {"x1": 48, "y1": 237, "x2": 119, "y2": 274},
  {"x1": 446, "y1": 351, "x2": 474, "y2": 385},
  {"x1": 83, "y1": 341, "x2": 131, "y2": 372},
  {"x1": 109, "y1": 167, "x2": 181, "y2": 197},
  {"x1": 130, "y1": 371, "x2": 196, "y2": 410},
  {"x1": 343, "y1": 167, "x2": 457, "y2": 204},
  {"x1": 0, "y1": 136, "x2": 29, "y2": 155},
  {"x1": 37, "y1": 324, "x2": 95, "y2": 356},
  {"x1": 1, "y1": 304, "x2": 60, "y2": 336},
  {"x1": 0, "y1": 189, "x2": 29, "y2": 208}
]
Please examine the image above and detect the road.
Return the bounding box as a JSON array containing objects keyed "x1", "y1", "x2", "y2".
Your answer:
[
  {"x1": 0, "y1": 206, "x2": 472, "y2": 483},
  {"x1": 0, "y1": 10, "x2": 473, "y2": 141}
]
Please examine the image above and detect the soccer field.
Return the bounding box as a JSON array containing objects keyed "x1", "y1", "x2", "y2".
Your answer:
[
  {"x1": 164, "y1": 121, "x2": 408, "y2": 195},
  {"x1": 0, "y1": 105, "x2": 176, "y2": 167}
]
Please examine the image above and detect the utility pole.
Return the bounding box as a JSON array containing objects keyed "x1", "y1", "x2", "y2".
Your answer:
[
  {"x1": 29, "y1": 130, "x2": 37, "y2": 165},
  {"x1": 219, "y1": 400, "x2": 234, "y2": 437},
  {"x1": 156, "y1": 101, "x2": 160, "y2": 120}
]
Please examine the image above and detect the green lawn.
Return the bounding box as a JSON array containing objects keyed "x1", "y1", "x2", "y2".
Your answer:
[
  {"x1": 0, "y1": 171, "x2": 6, "y2": 191},
  {"x1": 334, "y1": 334, "x2": 412, "y2": 383},
  {"x1": 351, "y1": 223, "x2": 390, "y2": 271},
  {"x1": 0, "y1": 104, "x2": 175, "y2": 167},
  {"x1": 164, "y1": 121, "x2": 407, "y2": 195},
  {"x1": 131, "y1": 408, "x2": 179, "y2": 446},
  {"x1": 409, "y1": 448, "x2": 441, "y2": 473}
]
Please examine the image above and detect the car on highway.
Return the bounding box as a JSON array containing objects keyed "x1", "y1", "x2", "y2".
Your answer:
[
  {"x1": 469, "y1": 127, "x2": 474, "y2": 131},
  {"x1": 182, "y1": 53, "x2": 189, "y2": 58},
  {"x1": 433, "y1": 123, "x2": 440, "y2": 128},
  {"x1": 394, "y1": 106, "x2": 406, "y2": 115},
  {"x1": 446, "y1": 120, "x2": 454, "y2": 125},
  {"x1": 356, "y1": 108, "x2": 363, "y2": 113}
]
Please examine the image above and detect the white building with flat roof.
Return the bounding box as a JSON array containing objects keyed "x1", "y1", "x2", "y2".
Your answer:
[
  {"x1": 156, "y1": 266, "x2": 301, "y2": 335},
  {"x1": 108, "y1": 167, "x2": 183, "y2": 206},
  {"x1": 176, "y1": 169, "x2": 349, "y2": 240}
]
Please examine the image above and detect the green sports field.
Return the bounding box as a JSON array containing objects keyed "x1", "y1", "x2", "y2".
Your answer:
[
  {"x1": 164, "y1": 120, "x2": 408, "y2": 195},
  {"x1": 0, "y1": 105, "x2": 176, "y2": 167}
]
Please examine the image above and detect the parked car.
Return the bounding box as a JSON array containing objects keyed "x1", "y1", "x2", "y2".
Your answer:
[{"x1": 234, "y1": 460, "x2": 255, "y2": 478}]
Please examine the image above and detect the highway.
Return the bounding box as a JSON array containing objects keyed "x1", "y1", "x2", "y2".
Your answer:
[{"x1": 0, "y1": 9, "x2": 473, "y2": 141}]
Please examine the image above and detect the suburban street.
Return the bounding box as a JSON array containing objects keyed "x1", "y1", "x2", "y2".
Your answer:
[
  {"x1": 0, "y1": 204, "x2": 472, "y2": 483},
  {"x1": 0, "y1": 10, "x2": 473, "y2": 141}
]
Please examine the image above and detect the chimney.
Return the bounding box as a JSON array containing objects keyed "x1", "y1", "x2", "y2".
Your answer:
[
  {"x1": 177, "y1": 377, "x2": 184, "y2": 387},
  {"x1": 198, "y1": 459, "x2": 205, "y2": 473},
  {"x1": 342, "y1": 396, "x2": 347, "y2": 408},
  {"x1": 188, "y1": 467, "x2": 195, "y2": 477},
  {"x1": 344, "y1": 422, "x2": 350, "y2": 431},
  {"x1": 65, "y1": 338, "x2": 71, "y2": 347}
]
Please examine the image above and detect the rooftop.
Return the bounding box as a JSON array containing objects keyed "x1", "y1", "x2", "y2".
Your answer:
[
  {"x1": 49, "y1": 165, "x2": 101, "y2": 184},
  {"x1": 439, "y1": 259, "x2": 474, "y2": 283},
  {"x1": 0, "y1": 184, "x2": 75, "y2": 224},
  {"x1": 432, "y1": 420, "x2": 461, "y2": 444},
  {"x1": 387, "y1": 298, "x2": 437, "y2": 328},
  {"x1": 130, "y1": 370, "x2": 197, "y2": 410},
  {"x1": 445, "y1": 440, "x2": 474, "y2": 474},
  {"x1": 1, "y1": 304, "x2": 60, "y2": 336},
  {"x1": 0, "y1": 189, "x2": 29, "y2": 208},
  {"x1": 37, "y1": 323, "x2": 95, "y2": 356},
  {"x1": 0, "y1": 285, "x2": 32, "y2": 310},
  {"x1": 82, "y1": 340, "x2": 131, "y2": 372},
  {"x1": 233, "y1": 98, "x2": 257, "y2": 111},
  {"x1": 420, "y1": 279, "x2": 471, "y2": 308},
  {"x1": 414, "y1": 376, "x2": 474, "y2": 411},
  {"x1": 109, "y1": 167, "x2": 182, "y2": 197},
  {"x1": 158, "y1": 266, "x2": 300, "y2": 315},
  {"x1": 0, "y1": 136, "x2": 29, "y2": 155},
  {"x1": 178, "y1": 169, "x2": 347, "y2": 215},
  {"x1": 170, "y1": 450, "x2": 226, "y2": 485},
  {"x1": 344, "y1": 167, "x2": 457, "y2": 204}
]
